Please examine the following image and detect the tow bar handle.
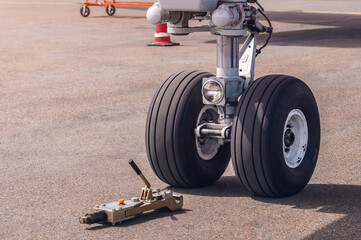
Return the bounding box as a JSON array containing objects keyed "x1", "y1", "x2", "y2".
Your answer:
[{"x1": 128, "y1": 159, "x2": 151, "y2": 188}]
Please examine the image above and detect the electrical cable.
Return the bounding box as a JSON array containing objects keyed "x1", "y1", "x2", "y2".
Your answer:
[
  {"x1": 253, "y1": 1, "x2": 273, "y2": 57},
  {"x1": 255, "y1": 0, "x2": 265, "y2": 12}
]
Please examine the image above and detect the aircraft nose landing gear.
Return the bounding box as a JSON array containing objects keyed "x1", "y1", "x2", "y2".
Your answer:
[{"x1": 146, "y1": 0, "x2": 320, "y2": 197}]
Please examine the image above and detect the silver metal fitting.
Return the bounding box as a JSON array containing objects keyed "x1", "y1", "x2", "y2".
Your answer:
[
  {"x1": 212, "y1": 4, "x2": 240, "y2": 28},
  {"x1": 202, "y1": 77, "x2": 226, "y2": 106},
  {"x1": 147, "y1": 3, "x2": 182, "y2": 25},
  {"x1": 195, "y1": 122, "x2": 232, "y2": 140},
  {"x1": 210, "y1": 3, "x2": 246, "y2": 37}
]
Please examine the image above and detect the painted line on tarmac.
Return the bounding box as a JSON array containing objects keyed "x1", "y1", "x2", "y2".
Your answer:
[{"x1": 303, "y1": 10, "x2": 361, "y2": 16}]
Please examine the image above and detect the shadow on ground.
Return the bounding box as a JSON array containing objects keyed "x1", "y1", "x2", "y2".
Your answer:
[
  {"x1": 176, "y1": 177, "x2": 360, "y2": 239},
  {"x1": 205, "y1": 11, "x2": 361, "y2": 48},
  {"x1": 254, "y1": 184, "x2": 361, "y2": 239},
  {"x1": 80, "y1": 175, "x2": 360, "y2": 236},
  {"x1": 174, "y1": 176, "x2": 250, "y2": 197}
]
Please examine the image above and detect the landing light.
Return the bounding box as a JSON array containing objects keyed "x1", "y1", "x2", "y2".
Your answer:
[{"x1": 202, "y1": 80, "x2": 224, "y2": 104}]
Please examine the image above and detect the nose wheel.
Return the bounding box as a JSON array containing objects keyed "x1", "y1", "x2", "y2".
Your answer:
[
  {"x1": 231, "y1": 75, "x2": 320, "y2": 197},
  {"x1": 146, "y1": 73, "x2": 320, "y2": 196},
  {"x1": 145, "y1": 71, "x2": 231, "y2": 188}
]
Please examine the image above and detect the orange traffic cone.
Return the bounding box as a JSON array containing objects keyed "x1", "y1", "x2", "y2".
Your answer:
[{"x1": 147, "y1": 23, "x2": 179, "y2": 46}]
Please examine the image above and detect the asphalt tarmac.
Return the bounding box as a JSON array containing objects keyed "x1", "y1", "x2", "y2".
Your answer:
[{"x1": 0, "y1": 0, "x2": 360, "y2": 239}]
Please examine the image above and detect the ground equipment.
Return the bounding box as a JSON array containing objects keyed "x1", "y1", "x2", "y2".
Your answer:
[
  {"x1": 80, "y1": 0, "x2": 155, "y2": 17},
  {"x1": 147, "y1": 23, "x2": 180, "y2": 46},
  {"x1": 79, "y1": 160, "x2": 183, "y2": 225},
  {"x1": 146, "y1": 0, "x2": 321, "y2": 197}
]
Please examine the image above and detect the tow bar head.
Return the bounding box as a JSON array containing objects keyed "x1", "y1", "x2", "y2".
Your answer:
[{"x1": 79, "y1": 160, "x2": 183, "y2": 226}]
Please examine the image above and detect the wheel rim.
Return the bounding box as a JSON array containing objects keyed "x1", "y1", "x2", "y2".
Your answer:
[
  {"x1": 107, "y1": 6, "x2": 115, "y2": 14},
  {"x1": 195, "y1": 106, "x2": 221, "y2": 160},
  {"x1": 283, "y1": 109, "x2": 308, "y2": 168},
  {"x1": 82, "y1": 6, "x2": 89, "y2": 16}
]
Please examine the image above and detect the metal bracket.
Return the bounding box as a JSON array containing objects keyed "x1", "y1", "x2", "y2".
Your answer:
[{"x1": 239, "y1": 32, "x2": 258, "y2": 90}]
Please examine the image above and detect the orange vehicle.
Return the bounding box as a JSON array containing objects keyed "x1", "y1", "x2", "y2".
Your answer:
[{"x1": 80, "y1": 0, "x2": 155, "y2": 17}]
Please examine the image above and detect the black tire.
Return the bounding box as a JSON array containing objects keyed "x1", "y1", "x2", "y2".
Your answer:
[
  {"x1": 231, "y1": 75, "x2": 320, "y2": 197},
  {"x1": 80, "y1": 6, "x2": 90, "y2": 17},
  {"x1": 106, "y1": 5, "x2": 116, "y2": 16},
  {"x1": 146, "y1": 71, "x2": 231, "y2": 187}
]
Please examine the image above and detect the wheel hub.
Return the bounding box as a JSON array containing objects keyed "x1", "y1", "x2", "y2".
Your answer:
[
  {"x1": 195, "y1": 106, "x2": 221, "y2": 160},
  {"x1": 283, "y1": 109, "x2": 308, "y2": 168},
  {"x1": 284, "y1": 129, "x2": 295, "y2": 147}
]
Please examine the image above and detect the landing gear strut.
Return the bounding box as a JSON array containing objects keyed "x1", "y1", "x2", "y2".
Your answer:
[{"x1": 146, "y1": 0, "x2": 320, "y2": 197}]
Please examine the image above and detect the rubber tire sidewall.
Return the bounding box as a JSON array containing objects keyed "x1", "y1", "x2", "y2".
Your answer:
[
  {"x1": 106, "y1": 5, "x2": 115, "y2": 16},
  {"x1": 231, "y1": 75, "x2": 320, "y2": 197},
  {"x1": 80, "y1": 6, "x2": 90, "y2": 17},
  {"x1": 146, "y1": 71, "x2": 231, "y2": 188},
  {"x1": 173, "y1": 73, "x2": 230, "y2": 187},
  {"x1": 266, "y1": 79, "x2": 320, "y2": 196}
]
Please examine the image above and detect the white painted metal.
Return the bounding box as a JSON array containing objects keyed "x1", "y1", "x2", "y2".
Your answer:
[
  {"x1": 283, "y1": 109, "x2": 309, "y2": 169},
  {"x1": 239, "y1": 33, "x2": 258, "y2": 90},
  {"x1": 159, "y1": 0, "x2": 218, "y2": 12},
  {"x1": 147, "y1": 3, "x2": 167, "y2": 25},
  {"x1": 212, "y1": 4, "x2": 240, "y2": 27}
]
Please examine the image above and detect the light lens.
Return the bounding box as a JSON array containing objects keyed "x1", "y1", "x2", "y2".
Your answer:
[{"x1": 202, "y1": 80, "x2": 223, "y2": 103}]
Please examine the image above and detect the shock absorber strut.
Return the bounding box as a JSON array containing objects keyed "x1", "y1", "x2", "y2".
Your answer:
[{"x1": 146, "y1": 0, "x2": 271, "y2": 137}]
